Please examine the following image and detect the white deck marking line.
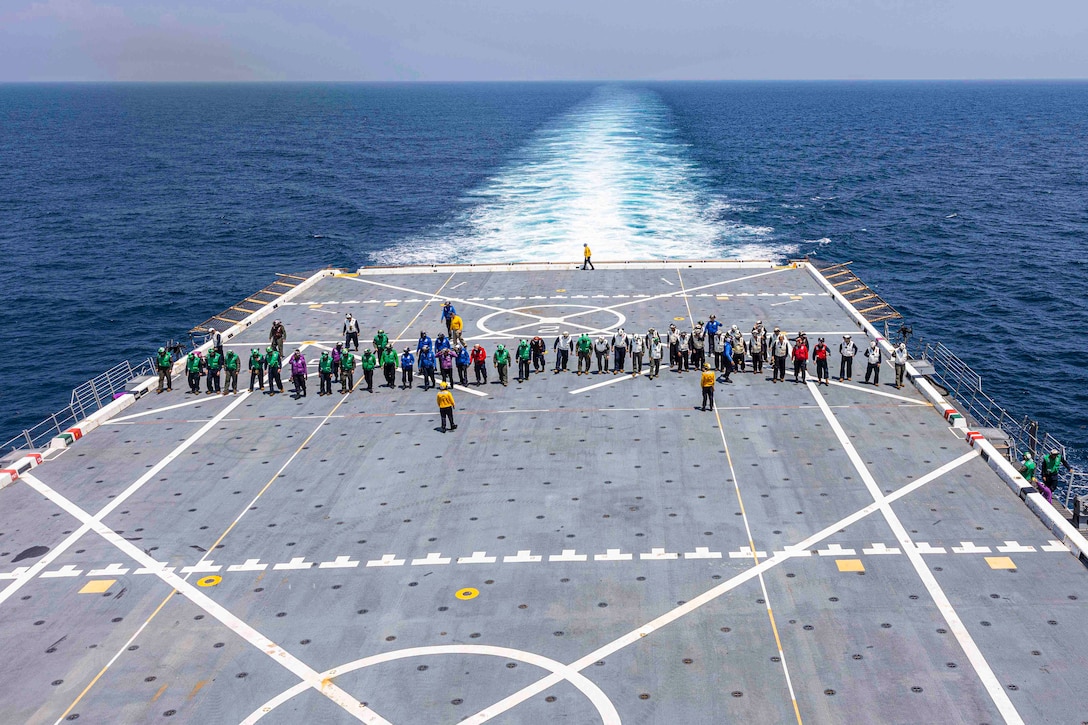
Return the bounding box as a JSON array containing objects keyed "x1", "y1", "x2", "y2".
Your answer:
[
  {"x1": 770, "y1": 299, "x2": 797, "y2": 306},
  {"x1": 21, "y1": 475, "x2": 385, "y2": 725},
  {"x1": 807, "y1": 382, "x2": 1023, "y2": 724},
  {"x1": 464, "y1": 450, "x2": 979, "y2": 724},
  {"x1": 452, "y1": 384, "x2": 489, "y2": 397},
  {"x1": 602, "y1": 267, "x2": 788, "y2": 314},
  {"x1": 346, "y1": 276, "x2": 542, "y2": 322},
  {"x1": 0, "y1": 392, "x2": 252, "y2": 608},
  {"x1": 449, "y1": 281, "x2": 467, "y2": 289},
  {"x1": 660, "y1": 277, "x2": 674, "y2": 285},
  {"x1": 244, "y1": 644, "x2": 621, "y2": 725},
  {"x1": 568, "y1": 372, "x2": 643, "y2": 394},
  {"x1": 712, "y1": 400, "x2": 803, "y2": 724},
  {"x1": 107, "y1": 396, "x2": 222, "y2": 423},
  {"x1": 826, "y1": 379, "x2": 930, "y2": 405}
]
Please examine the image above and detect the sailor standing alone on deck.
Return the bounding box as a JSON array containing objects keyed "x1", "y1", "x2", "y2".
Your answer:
[
  {"x1": 437, "y1": 382, "x2": 457, "y2": 432},
  {"x1": 582, "y1": 243, "x2": 595, "y2": 270},
  {"x1": 269, "y1": 319, "x2": 286, "y2": 356},
  {"x1": 700, "y1": 364, "x2": 716, "y2": 411}
]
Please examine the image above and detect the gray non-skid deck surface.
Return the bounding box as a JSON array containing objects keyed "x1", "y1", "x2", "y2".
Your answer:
[{"x1": 3, "y1": 264, "x2": 1086, "y2": 724}]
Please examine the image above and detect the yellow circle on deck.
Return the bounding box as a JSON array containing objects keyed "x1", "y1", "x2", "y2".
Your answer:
[
  {"x1": 455, "y1": 588, "x2": 479, "y2": 600},
  {"x1": 674, "y1": 316, "x2": 686, "y2": 321},
  {"x1": 556, "y1": 289, "x2": 566, "y2": 293},
  {"x1": 197, "y1": 575, "x2": 223, "y2": 587}
]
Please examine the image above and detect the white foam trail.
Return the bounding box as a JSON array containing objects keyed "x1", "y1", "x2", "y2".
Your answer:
[{"x1": 377, "y1": 87, "x2": 794, "y2": 265}]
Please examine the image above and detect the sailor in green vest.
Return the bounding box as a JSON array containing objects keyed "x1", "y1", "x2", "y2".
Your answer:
[
  {"x1": 223, "y1": 349, "x2": 241, "y2": 394},
  {"x1": 266, "y1": 346, "x2": 284, "y2": 395},
  {"x1": 186, "y1": 352, "x2": 203, "y2": 394},
  {"x1": 248, "y1": 348, "x2": 266, "y2": 392},
  {"x1": 1018, "y1": 452, "x2": 1035, "y2": 482},
  {"x1": 493, "y1": 344, "x2": 511, "y2": 386},
  {"x1": 205, "y1": 348, "x2": 223, "y2": 394},
  {"x1": 516, "y1": 339, "x2": 531, "y2": 382},
  {"x1": 373, "y1": 329, "x2": 389, "y2": 355},
  {"x1": 576, "y1": 333, "x2": 592, "y2": 375},
  {"x1": 155, "y1": 347, "x2": 173, "y2": 394},
  {"x1": 317, "y1": 351, "x2": 333, "y2": 395},
  {"x1": 1041, "y1": 448, "x2": 1070, "y2": 495},
  {"x1": 380, "y1": 345, "x2": 399, "y2": 388},
  {"x1": 360, "y1": 348, "x2": 377, "y2": 392},
  {"x1": 340, "y1": 348, "x2": 357, "y2": 393}
]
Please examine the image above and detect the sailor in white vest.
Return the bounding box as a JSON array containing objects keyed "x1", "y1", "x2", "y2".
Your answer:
[
  {"x1": 839, "y1": 334, "x2": 858, "y2": 381},
  {"x1": 863, "y1": 340, "x2": 883, "y2": 385}
]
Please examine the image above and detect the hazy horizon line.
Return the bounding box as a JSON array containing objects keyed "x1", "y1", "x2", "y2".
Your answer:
[{"x1": 2, "y1": 77, "x2": 1088, "y2": 85}]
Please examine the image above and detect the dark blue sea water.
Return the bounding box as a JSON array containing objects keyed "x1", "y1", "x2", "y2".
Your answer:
[{"x1": 1, "y1": 82, "x2": 1085, "y2": 462}]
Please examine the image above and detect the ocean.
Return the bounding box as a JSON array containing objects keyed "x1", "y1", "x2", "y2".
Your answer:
[{"x1": 0, "y1": 81, "x2": 1085, "y2": 463}]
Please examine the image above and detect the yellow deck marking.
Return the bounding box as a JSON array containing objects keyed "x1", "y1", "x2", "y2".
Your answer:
[
  {"x1": 197, "y1": 575, "x2": 222, "y2": 587},
  {"x1": 790, "y1": 295, "x2": 802, "y2": 300},
  {"x1": 455, "y1": 588, "x2": 479, "y2": 600},
  {"x1": 556, "y1": 288, "x2": 566, "y2": 292},
  {"x1": 151, "y1": 683, "x2": 168, "y2": 702},
  {"x1": 309, "y1": 304, "x2": 323, "y2": 309},
  {"x1": 384, "y1": 302, "x2": 398, "y2": 307},
  {"x1": 985, "y1": 556, "x2": 1016, "y2": 570},
  {"x1": 79, "y1": 579, "x2": 115, "y2": 594},
  {"x1": 673, "y1": 316, "x2": 686, "y2": 321},
  {"x1": 333, "y1": 273, "x2": 359, "y2": 278},
  {"x1": 716, "y1": 295, "x2": 730, "y2": 300},
  {"x1": 187, "y1": 679, "x2": 209, "y2": 700},
  {"x1": 836, "y1": 559, "x2": 865, "y2": 572}
]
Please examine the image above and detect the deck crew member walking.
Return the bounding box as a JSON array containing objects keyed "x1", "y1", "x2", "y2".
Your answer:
[
  {"x1": 437, "y1": 382, "x2": 457, "y2": 432},
  {"x1": 630, "y1": 330, "x2": 644, "y2": 373},
  {"x1": 360, "y1": 348, "x2": 377, "y2": 391},
  {"x1": 441, "y1": 302, "x2": 457, "y2": 336},
  {"x1": 381, "y1": 345, "x2": 398, "y2": 388},
  {"x1": 494, "y1": 344, "x2": 511, "y2": 386},
  {"x1": 839, "y1": 335, "x2": 857, "y2": 381},
  {"x1": 269, "y1": 320, "x2": 286, "y2": 357},
  {"x1": 530, "y1": 336, "x2": 547, "y2": 373},
  {"x1": 893, "y1": 342, "x2": 908, "y2": 388},
  {"x1": 863, "y1": 340, "x2": 882, "y2": 385},
  {"x1": 582, "y1": 243, "x2": 594, "y2": 270},
  {"x1": 344, "y1": 314, "x2": 360, "y2": 350},
  {"x1": 700, "y1": 364, "x2": 716, "y2": 411},
  {"x1": 156, "y1": 347, "x2": 173, "y2": 393},
  {"x1": 516, "y1": 339, "x2": 532, "y2": 382}
]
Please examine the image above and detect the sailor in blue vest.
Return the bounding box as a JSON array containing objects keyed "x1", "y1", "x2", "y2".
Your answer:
[
  {"x1": 400, "y1": 347, "x2": 415, "y2": 389},
  {"x1": 441, "y1": 301, "x2": 457, "y2": 336}
]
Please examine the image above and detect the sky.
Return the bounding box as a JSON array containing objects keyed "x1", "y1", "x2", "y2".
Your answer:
[{"x1": 2, "y1": 0, "x2": 1086, "y2": 82}]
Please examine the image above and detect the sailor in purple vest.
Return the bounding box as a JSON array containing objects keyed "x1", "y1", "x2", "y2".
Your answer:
[{"x1": 289, "y1": 349, "x2": 308, "y2": 397}]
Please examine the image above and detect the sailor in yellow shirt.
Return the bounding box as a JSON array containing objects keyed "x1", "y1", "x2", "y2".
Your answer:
[
  {"x1": 700, "y1": 364, "x2": 716, "y2": 411},
  {"x1": 436, "y1": 381, "x2": 457, "y2": 432},
  {"x1": 582, "y1": 243, "x2": 594, "y2": 270},
  {"x1": 449, "y1": 314, "x2": 464, "y2": 347}
]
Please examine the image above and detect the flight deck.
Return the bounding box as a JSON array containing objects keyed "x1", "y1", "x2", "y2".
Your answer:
[{"x1": 1, "y1": 261, "x2": 1086, "y2": 725}]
